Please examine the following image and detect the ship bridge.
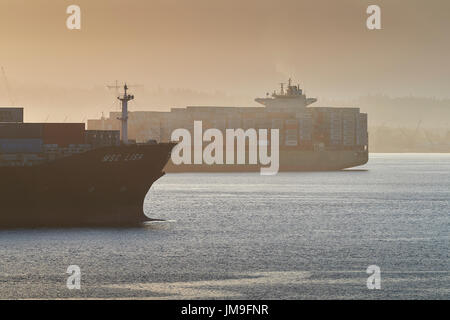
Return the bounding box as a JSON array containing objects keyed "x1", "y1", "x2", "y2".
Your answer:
[{"x1": 255, "y1": 79, "x2": 317, "y2": 109}]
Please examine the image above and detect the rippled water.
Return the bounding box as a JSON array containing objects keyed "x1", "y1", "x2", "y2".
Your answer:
[{"x1": 0, "y1": 154, "x2": 448, "y2": 299}]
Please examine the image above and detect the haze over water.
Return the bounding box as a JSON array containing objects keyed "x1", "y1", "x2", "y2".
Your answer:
[{"x1": 0, "y1": 154, "x2": 448, "y2": 299}]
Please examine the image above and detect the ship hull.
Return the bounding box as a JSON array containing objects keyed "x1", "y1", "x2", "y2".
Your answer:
[
  {"x1": 0, "y1": 143, "x2": 174, "y2": 228},
  {"x1": 164, "y1": 149, "x2": 369, "y2": 172}
]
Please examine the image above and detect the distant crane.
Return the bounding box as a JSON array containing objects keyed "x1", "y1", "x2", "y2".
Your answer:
[
  {"x1": 370, "y1": 123, "x2": 387, "y2": 146},
  {"x1": 1, "y1": 66, "x2": 15, "y2": 106},
  {"x1": 399, "y1": 120, "x2": 423, "y2": 150},
  {"x1": 423, "y1": 130, "x2": 437, "y2": 151},
  {"x1": 414, "y1": 120, "x2": 422, "y2": 139}
]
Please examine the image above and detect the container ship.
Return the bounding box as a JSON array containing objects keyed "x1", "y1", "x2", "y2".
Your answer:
[
  {"x1": 88, "y1": 79, "x2": 368, "y2": 172},
  {"x1": 0, "y1": 85, "x2": 174, "y2": 228}
]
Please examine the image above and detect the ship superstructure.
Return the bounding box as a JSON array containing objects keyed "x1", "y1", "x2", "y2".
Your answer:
[{"x1": 255, "y1": 78, "x2": 317, "y2": 109}]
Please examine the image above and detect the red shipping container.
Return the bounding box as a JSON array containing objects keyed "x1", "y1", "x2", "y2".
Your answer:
[{"x1": 42, "y1": 123, "x2": 85, "y2": 147}]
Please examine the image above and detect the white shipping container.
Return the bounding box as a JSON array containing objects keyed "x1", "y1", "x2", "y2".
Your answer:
[
  {"x1": 256, "y1": 119, "x2": 271, "y2": 129},
  {"x1": 271, "y1": 119, "x2": 283, "y2": 129},
  {"x1": 285, "y1": 135, "x2": 298, "y2": 141},
  {"x1": 298, "y1": 117, "x2": 313, "y2": 141},
  {"x1": 285, "y1": 140, "x2": 298, "y2": 146},
  {"x1": 212, "y1": 119, "x2": 226, "y2": 130},
  {"x1": 227, "y1": 118, "x2": 241, "y2": 128},
  {"x1": 243, "y1": 119, "x2": 255, "y2": 129}
]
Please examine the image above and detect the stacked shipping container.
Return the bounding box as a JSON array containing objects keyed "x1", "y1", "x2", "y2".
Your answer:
[
  {"x1": 328, "y1": 110, "x2": 342, "y2": 146},
  {"x1": 0, "y1": 108, "x2": 23, "y2": 123},
  {"x1": 356, "y1": 113, "x2": 368, "y2": 147},
  {"x1": 285, "y1": 119, "x2": 299, "y2": 146},
  {"x1": 342, "y1": 111, "x2": 357, "y2": 147},
  {"x1": 85, "y1": 130, "x2": 120, "y2": 148},
  {"x1": 297, "y1": 112, "x2": 313, "y2": 146},
  {"x1": 0, "y1": 123, "x2": 88, "y2": 154},
  {"x1": 86, "y1": 105, "x2": 368, "y2": 151},
  {"x1": 0, "y1": 139, "x2": 42, "y2": 153},
  {"x1": 42, "y1": 123, "x2": 85, "y2": 147}
]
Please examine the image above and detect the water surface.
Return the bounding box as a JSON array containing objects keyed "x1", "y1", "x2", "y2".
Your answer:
[{"x1": 0, "y1": 154, "x2": 448, "y2": 299}]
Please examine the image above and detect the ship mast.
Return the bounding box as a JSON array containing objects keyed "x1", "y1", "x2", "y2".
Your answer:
[{"x1": 117, "y1": 84, "x2": 134, "y2": 144}]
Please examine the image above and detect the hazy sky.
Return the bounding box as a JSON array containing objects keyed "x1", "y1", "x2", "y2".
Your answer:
[{"x1": 0, "y1": 0, "x2": 449, "y2": 121}]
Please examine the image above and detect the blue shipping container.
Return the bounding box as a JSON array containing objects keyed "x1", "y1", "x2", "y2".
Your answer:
[{"x1": 0, "y1": 139, "x2": 43, "y2": 153}]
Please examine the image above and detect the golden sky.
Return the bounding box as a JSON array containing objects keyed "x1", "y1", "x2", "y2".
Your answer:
[{"x1": 0, "y1": 0, "x2": 449, "y2": 121}]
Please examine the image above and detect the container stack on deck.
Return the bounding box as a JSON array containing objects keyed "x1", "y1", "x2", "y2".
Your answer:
[
  {"x1": 0, "y1": 108, "x2": 121, "y2": 166},
  {"x1": 87, "y1": 106, "x2": 368, "y2": 152},
  {"x1": 85, "y1": 130, "x2": 120, "y2": 148},
  {"x1": 0, "y1": 108, "x2": 23, "y2": 124}
]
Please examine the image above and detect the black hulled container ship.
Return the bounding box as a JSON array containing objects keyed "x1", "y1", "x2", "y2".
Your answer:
[{"x1": 0, "y1": 85, "x2": 175, "y2": 228}]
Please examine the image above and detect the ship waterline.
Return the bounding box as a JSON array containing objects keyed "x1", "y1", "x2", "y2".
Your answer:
[{"x1": 165, "y1": 148, "x2": 368, "y2": 172}]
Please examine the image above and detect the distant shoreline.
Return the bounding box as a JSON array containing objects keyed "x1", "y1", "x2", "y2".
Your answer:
[{"x1": 369, "y1": 152, "x2": 450, "y2": 154}]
